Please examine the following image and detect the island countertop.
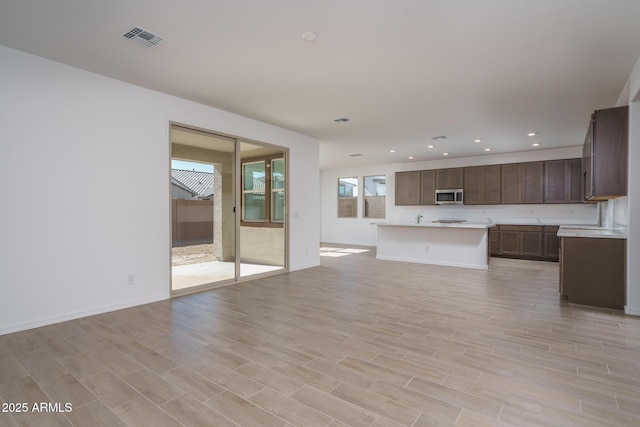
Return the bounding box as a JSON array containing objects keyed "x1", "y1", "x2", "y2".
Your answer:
[
  {"x1": 375, "y1": 221, "x2": 496, "y2": 229},
  {"x1": 557, "y1": 225, "x2": 627, "y2": 239}
]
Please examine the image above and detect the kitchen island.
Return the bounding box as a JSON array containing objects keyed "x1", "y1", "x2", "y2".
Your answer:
[{"x1": 376, "y1": 221, "x2": 496, "y2": 269}]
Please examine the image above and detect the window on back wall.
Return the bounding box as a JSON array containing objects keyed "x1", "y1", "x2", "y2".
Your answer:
[
  {"x1": 242, "y1": 156, "x2": 285, "y2": 227},
  {"x1": 337, "y1": 177, "x2": 358, "y2": 218},
  {"x1": 363, "y1": 175, "x2": 386, "y2": 219}
]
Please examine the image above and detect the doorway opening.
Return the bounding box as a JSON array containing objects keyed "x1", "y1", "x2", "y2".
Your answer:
[{"x1": 170, "y1": 124, "x2": 287, "y2": 294}]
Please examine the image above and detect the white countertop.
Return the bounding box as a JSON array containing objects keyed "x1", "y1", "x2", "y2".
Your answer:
[
  {"x1": 557, "y1": 225, "x2": 627, "y2": 239},
  {"x1": 376, "y1": 221, "x2": 496, "y2": 229}
]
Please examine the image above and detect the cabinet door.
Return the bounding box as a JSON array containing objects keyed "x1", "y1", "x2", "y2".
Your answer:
[
  {"x1": 489, "y1": 226, "x2": 500, "y2": 256},
  {"x1": 521, "y1": 231, "x2": 543, "y2": 257},
  {"x1": 522, "y1": 161, "x2": 544, "y2": 203},
  {"x1": 567, "y1": 158, "x2": 583, "y2": 203},
  {"x1": 583, "y1": 120, "x2": 594, "y2": 200},
  {"x1": 464, "y1": 165, "x2": 501, "y2": 205},
  {"x1": 499, "y1": 229, "x2": 520, "y2": 255},
  {"x1": 591, "y1": 106, "x2": 628, "y2": 199},
  {"x1": 543, "y1": 226, "x2": 560, "y2": 259},
  {"x1": 544, "y1": 159, "x2": 583, "y2": 203},
  {"x1": 436, "y1": 167, "x2": 463, "y2": 189},
  {"x1": 502, "y1": 162, "x2": 543, "y2": 204},
  {"x1": 561, "y1": 237, "x2": 625, "y2": 309},
  {"x1": 501, "y1": 163, "x2": 522, "y2": 204},
  {"x1": 420, "y1": 170, "x2": 436, "y2": 205},
  {"x1": 483, "y1": 165, "x2": 501, "y2": 204},
  {"x1": 544, "y1": 160, "x2": 567, "y2": 203},
  {"x1": 463, "y1": 166, "x2": 483, "y2": 205},
  {"x1": 395, "y1": 171, "x2": 421, "y2": 205}
]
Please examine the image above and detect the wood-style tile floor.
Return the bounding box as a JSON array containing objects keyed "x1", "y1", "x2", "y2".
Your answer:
[{"x1": 2, "y1": 246, "x2": 640, "y2": 426}]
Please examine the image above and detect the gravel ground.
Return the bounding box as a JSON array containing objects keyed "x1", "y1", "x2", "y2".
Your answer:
[{"x1": 171, "y1": 243, "x2": 215, "y2": 266}]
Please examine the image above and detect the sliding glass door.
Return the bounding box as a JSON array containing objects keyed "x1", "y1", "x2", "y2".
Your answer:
[
  {"x1": 170, "y1": 124, "x2": 287, "y2": 293},
  {"x1": 171, "y1": 124, "x2": 236, "y2": 292},
  {"x1": 239, "y1": 141, "x2": 286, "y2": 278}
]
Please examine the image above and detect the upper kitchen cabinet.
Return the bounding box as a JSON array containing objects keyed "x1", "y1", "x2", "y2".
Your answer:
[
  {"x1": 435, "y1": 167, "x2": 463, "y2": 189},
  {"x1": 583, "y1": 105, "x2": 628, "y2": 201},
  {"x1": 420, "y1": 170, "x2": 436, "y2": 205},
  {"x1": 395, "y1": 171, "x2": 421, "y2": 205},
  {"x1": 463, "y1": 165, "x2": 501, "y2": 205},
  {"x1": 544, "y1": 158, "x2": 582, "y2": 203},
  {"x1": 501, "y1": 161, "x2": 544, "y2": 204}
]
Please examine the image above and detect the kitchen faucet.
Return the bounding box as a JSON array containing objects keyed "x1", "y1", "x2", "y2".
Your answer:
[{"x1": 416, "y1": 213, "x2": 423, "y2": 224}]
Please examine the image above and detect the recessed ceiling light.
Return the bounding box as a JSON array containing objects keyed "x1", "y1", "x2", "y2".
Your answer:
[
  {"x1": 427, "y1": 145, "x2": 435, "y2": 149},
  {"x1": 333, "y1": 117, "x2": 351, "y2": 123},
  {"x1": 443, "y1": 152, "x2": 449, "y2": 156},
  {"x1": 431, "y1": 135, "x2": 447, "y2": 141},
  {"x1": 474, "y1": 139, "x2": 482, "y2": 143},
  {"x1": 390, "y1": 149, "x2": 396, "y2": 153},
  {"x1": 484, "y1": 148, "x2": 491, "y2": 152},
  {"x1": 528, "y1": 132, "x2": 537, "y2": 137},
  {"x1": 302, "y1": 31, "x2": 318, "y2": 41},
  {"x1": 408, "y1": 156, "x2": 414, "y2": 159},
  {"x1": 532, "y1": 143, "x2": 540, "y2": 147}
]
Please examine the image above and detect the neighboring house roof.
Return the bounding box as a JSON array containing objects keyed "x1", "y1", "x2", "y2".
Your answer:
[{"x1": 171, "y1": 169, "x2": 214, "y2": 199}]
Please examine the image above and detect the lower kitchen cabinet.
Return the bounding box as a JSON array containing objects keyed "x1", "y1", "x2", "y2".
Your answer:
[
  {"x1": 498, "y1": 225, "x2": 543, "y2": 258},
  {"x1": 492, "y1": 224, "x2": 560, "y2": 261},
  {"x1": 560, "y1": 237, "x2": 625, "y2": 309},
  {"x1": 543, "y1": 226, "x2": 560, "y2": 259},
  {"x1": 489, "y1": 226, "x2": 501, "y2": 256}
]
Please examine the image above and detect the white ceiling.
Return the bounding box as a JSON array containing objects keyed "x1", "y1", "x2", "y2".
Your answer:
[{"x1": 1, "y1": 0, "x2": 639, "y2": 170}]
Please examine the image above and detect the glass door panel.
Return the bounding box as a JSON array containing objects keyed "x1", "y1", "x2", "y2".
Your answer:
[
  {"x1": 170, "y1": 124, "x2": 236, "y2": 292},
  {"x1": 239, "y1": 142, "x2": 287, "y2": 278}
]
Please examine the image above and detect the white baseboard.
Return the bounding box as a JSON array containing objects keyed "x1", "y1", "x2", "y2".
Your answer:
[
  {"x1": 0, "y1": 294, "x2": 168, "y2": 336},
  {"x1": 289, "y1": 262, "x2": 321, "y2": 272},
  {"x1": 376, "y1": 255, "x2": 489, "y2": 270}
]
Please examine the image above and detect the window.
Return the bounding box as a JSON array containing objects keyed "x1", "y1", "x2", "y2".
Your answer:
[
  {"x1": 338, "y1": 177, "x2": 358, "y2": 218},
  {"x1": 271, "y1": 158, "x2": 285, "y2": 222},
  {"x1": 363, "y1": 175, "x2": 386, "y2": 219},
  {"x1": 241, "y1": 156, "x2": 284, "y2": 227}
]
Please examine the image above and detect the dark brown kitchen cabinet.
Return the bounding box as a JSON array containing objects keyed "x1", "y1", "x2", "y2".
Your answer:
[
  {"x1": 435, "y1": 167, "x2": 463, "y2": 189},
  {"x1": 464, "y1": 165, "x2": 501, "y2": 205},
  {"x1": 583, "y1": 106, "x2": 628, "y2": 201},
  {"x1": 560, "y1": 237, "x2": 625, "y2": 309},
  {"x1": 395, "y1": 171, "x2": 421, "y2": 205},
  {"x1": 501, "y1": 161, "x2": 544, "y2": 204},
  {"x1": 543, "y1": 226, "x2": 560, "y2": 259},
  {"x1": 489, "y1": 225, "x2": 501, "y2": 256},
  {"x1": 420, "y1": 170, "x2": 436, "y2": 205},
  {"x1": 544, "y1": 159, "x2": 582, "y2": 203},
  {"x1": 491, "y1": 224, "x2": 559, "y2": 261},
  {"x1": 498, "y1": 225, "x2": 544, "y2": 258}
]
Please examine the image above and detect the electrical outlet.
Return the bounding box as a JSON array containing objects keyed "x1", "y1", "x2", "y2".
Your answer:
[
  {"x1": 127, "y1": 274, "x2": 136, "y2": 285},
  {"x1": 425, "y1": 245, "x2": 430, "y2": 252},
  {"x1": 569, "y1": 209, "x2": 574, "y2": 216}
]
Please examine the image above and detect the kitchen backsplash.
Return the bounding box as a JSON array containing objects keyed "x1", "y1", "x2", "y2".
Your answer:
[
  {"x1": 601, "y1": 196, "x2": 628, "y2": 228},
  {"x1": 393, "y1": 203, "x2": 598, "y2": 225}
]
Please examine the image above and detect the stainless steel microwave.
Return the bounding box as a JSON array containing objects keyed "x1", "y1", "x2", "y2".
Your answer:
[{"x1": 435, "y1": 189, "x2": 464, "y2": 205}]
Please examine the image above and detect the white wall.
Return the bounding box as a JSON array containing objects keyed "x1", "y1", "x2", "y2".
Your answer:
[
  {"x1": 321, "y1": 146, "x2": 597, "y2": 246},
  {"x1": 0, "y1": 45, "x2": 320, "y2": 334},
  {"x1": 625, "y1": 94, "x2": 640, "y2": 315}
]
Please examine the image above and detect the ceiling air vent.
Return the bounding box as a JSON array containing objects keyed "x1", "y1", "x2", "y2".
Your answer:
[{"x1": 121, "y1": 25, "x2": 166, "y2": 48}]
